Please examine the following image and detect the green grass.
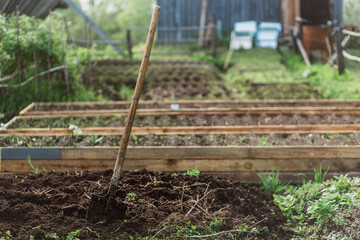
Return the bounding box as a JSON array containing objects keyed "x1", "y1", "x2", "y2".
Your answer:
[{"x1": 257, "y1": 168, "x2": 289, "y2": 193}]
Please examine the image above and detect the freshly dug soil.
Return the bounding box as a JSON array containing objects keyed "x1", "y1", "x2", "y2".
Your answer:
[
  {"x1": 84, "y1": 60, "x2": 232, "y2": 101},
  {"x1": 243, "y1": 80, "x2": 323, "y2": 99},
  {"x1": 0, "y1": 170, "x2": 290, "y2": 239},
  {"x1": 1, "y1": 133, "x2": 360, "y2": 147},
  {"x1": 30, "y1": 101, "x2": 360, "y2": 112},
  {"x1": 9, "y1": 113, "x2": 360, "y2": 129}
]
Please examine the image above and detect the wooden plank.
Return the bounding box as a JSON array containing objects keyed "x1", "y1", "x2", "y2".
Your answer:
[
  {"x1": 19, "y1": 102, "x2": 35, "y2": 115},
  {"x1": 2, "y1": 116, "x2": 18, "y2": 129},
  {"x1": 30, "y1": 99, "x2": 360, "y2": 108},
  {"x1": 3, "y1": 124, "x2": 360, "y2": 136},
  {"x1": 19, "y1": 106, "x2": 360, "y2": 118},
  {"x1": 2, "y1": 158, "x2": 360, "y2": 173},
  {"x1": 2, "y1": 146, "x2": 360, "y2": 160}
]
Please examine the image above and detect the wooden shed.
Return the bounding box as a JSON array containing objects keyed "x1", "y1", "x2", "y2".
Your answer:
[{"x1": 281, "y1": 0, "x2": 343, "y2": 34}]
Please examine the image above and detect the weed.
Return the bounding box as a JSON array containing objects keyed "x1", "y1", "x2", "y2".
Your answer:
[
  {"x1": 314, "y1": 163, "x2": 329, "y2": 183},
  {"x1": 0, "y1": 231, "x2": 12, "y2": 240},
  {"x1": 257, "y1": 168, "x2": 288, "y2": 193},
  {"x1": 69, "y1": 124, "x2": 82, "y2": 136},
  {"x1": 27, "y1": 156, "x2": 41, "y2": 174},
  {"x1": 257, "y1": 136, "x2": 273, "y2": 146},
  {"x1": 126, "y1": 192, "x2": 137, "y2": 202},
  {"x1": 184, "y1": 167, "x2": 200, "y2": 177},
  {"x1": 274, "y1": 175, "x2": 360, "y2": 238},
  {"x1": 90, "y1": 135, "x2": 103, "y2": 144},
  {"x1": 132, "y1": 135, "x2": 139, "y2": 146},
  {"x1": 208, "y1": 218, "x2": 226, "y2": 232},
  {"x1": 66, "y1": 230, "x2": 80, "y2": 240}
]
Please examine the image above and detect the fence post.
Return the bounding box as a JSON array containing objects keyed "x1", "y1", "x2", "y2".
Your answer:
[
  {"x1": 85, "y1": 20, "x2": 92, "y2": 87},
  {"x1": 211, "y1": 26, "x2": 216, "y2": 58},
  {"x1": 64, "y1": 17, "x2": 84, "y2": 88},
  {"x1": 127, "y1": 28, "x2": 133, "y2": 59},
  {"x1": 336, "y1": 27, "x2": 345, "y2": 75},
  {"x1": 33, "y1": 51, "x2": 38, "y2": 100},
  {"x1": 61, "y1": 22, "x2": 70, "y2": 95},
  {"x1": 47, "y1": 10, "x2": 53, "y2": 100},
  {"x1": 16, "y1": 6, "x2": 22, "y2": 102}
]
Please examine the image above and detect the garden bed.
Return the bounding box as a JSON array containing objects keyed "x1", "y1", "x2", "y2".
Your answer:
[
  {"x1": 1, "y1": 133, "x2": 360, "y2": 147},
  {"x1": 26, "y1": 99, "x2": 360, "y2": 112},
  {"x1": 8, "y1": 113, "x2": 360, "y2": 129},
  {"x1": 84, "y1": 60, "x2": 232, "y2": 100},
  {"x1": 0, "y1": 170, "x2": 290, "y2": 239}
]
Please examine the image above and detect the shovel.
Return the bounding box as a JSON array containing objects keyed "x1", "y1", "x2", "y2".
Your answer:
[{"x1": 86, "y1": 6, "x2": 160, "y2": 224}]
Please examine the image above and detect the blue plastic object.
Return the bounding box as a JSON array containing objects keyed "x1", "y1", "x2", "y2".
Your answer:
[{"x1": 256, "y1": 22, "x2": 282, "y2": 49}]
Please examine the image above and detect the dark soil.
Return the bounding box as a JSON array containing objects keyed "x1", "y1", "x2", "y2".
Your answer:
[
  {"x1": 1, "y1": 133, "x2": 360, "y2": 147},
  {"x1": 0, "y1": 170, "x2": 291, "y2": 239},
  {"x1": 84, "y1": 60, "x2": 232, "y2": 101},
  {"x1": 9, "y1": 113, "x2": 360, "y2": 129},
  {"x1": 243, "y1": 80, "x2": 323, "y2": 99},
  {"x1": 30, "y1": 101, "x2": 360, "y2": 112}
]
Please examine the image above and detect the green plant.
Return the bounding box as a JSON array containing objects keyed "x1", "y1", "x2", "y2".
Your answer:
[
  {"x1": 0, "y1": 231, "x2": 12, "y2": 240},
  {"x1": 274, "y1": 175, "x2": 360, "y2": 238},
  {"x1": 184, "y1": 167, "x2": 200, "y2": 177},
  {"x1": 27, "y1": 156, "x2": 41, "y2": 174},
  {"x1": 90, "y1": 135, "x2": 103, "y2": 144},
  {"x1": 208, "y1": 218, "x2": 226, "y2": 232},
  {"x1": 257, "y1": 136, "x2": 273, "y2": 146},
  {"x1": 126, "y1": 192, "x2": 137, "y2": 202},
  {"x1": 65, "y1": 230, "x2": 80, "y2": 240},
  {"x1": 69, "y1": 124, "x2": 82, "y2": 136},
  {"x1": 257, "y1": 168, "x2": 288, "y2": 193},
  {"x1": 314, "y1": 163, "x2": 329, "y2": 183}
]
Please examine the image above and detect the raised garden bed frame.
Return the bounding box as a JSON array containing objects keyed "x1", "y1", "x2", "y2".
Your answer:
[{"x1": 2, "y1": 100, "x2": 360, "y2": 181}]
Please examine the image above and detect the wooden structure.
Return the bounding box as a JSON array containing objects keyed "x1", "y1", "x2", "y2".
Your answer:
[
  {"x1": 2, "y1": 99, "x2": 360, "y2": 182},
  {"x1": 156, "y1": 0, "x2": 281, "y2": 44},
  {"x1": 0, "y1": 0, "x2": 67, "y2": 18},
  {"x1": 1, "y1": 146, "x2": 360, "y2": 182},
  {"x1": 281, "y1": 0, "x2": 343, "y2": 34}
]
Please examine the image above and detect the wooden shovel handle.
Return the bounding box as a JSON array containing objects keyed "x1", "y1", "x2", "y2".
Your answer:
[{"x1": 109, "y1": 6, "x2": 160, "y2": 193}]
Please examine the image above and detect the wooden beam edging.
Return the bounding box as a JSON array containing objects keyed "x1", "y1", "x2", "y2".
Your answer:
[
  {"x1": 1, "y1": 146, "x2": 360, "y2": 173},
  {"x1": 1, "y1": 116, "x2": 18, "y2": 129},
  {"x1": 17, "y1": 106, "x2": 360, "y2": 118},
  {"x1": 3, "y1": 125, "x2": 360, "y2": 136},
  {"x1": 19, "y1": 102, "x2": 35, "y2": 115},
  {"x1": 27, "y1": 99, "x2": 360, "y2": 108},
  {"x1": 2, "y1": 146, "x2": 360, "y2": 160}
]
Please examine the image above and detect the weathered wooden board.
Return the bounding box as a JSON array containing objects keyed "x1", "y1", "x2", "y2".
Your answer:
[
  {"x1": 1, "y1": 146, "x2": 360, "y2": 173},
  {"x1": 3, "y1": 124, "x2": 360, "y2": 136},
  {"x1": 24, "y1": 99, "x2": 360, "y2": 109},
  {"x1": 18, "y1": 106, "x2": 360, "y2": 118},
  {"x1": 2, "y1": 146, "x2": 360, "y2": 160},
  {"x1": 2, "y1": 158, "x2": 360, "y2": 173}
]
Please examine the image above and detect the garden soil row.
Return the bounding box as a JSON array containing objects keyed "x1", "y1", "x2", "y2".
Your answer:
[
  {"x1": 1, "y1": 133, "x2": 359, "y2": 147},
  {"x1": 0, "y1": 170, "x2": 290, "y2": 239},
  {"x1": 9, "y1": 113, "x2": 360, "y2": 129}
]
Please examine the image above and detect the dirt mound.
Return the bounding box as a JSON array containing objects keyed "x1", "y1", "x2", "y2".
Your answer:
[{"x1": 0, "y1": 170, "x2": 290, "y2": 239}]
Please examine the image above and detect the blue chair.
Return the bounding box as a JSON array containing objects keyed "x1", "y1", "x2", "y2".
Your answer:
[
  {"x1": 256, "y1": 22, "x2": 282, "y2": 49},
  {"x1": 230, "y1": 21, "x2": 257, "y2": 50}
]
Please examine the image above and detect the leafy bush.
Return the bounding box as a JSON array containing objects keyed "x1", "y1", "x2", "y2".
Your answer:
[{"x1": 0, "y1": 14, "x2": 93, "y2": 122}]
